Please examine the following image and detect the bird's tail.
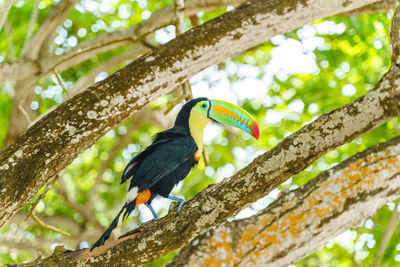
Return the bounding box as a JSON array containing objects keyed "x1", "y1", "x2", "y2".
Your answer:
[{"x1": 91, "y1": 200, "x2": 136, "y2": 251}]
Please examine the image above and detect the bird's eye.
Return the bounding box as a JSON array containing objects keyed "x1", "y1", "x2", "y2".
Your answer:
[{"x1": 201, "y1": 103, "x2": 207, "y2": 109}]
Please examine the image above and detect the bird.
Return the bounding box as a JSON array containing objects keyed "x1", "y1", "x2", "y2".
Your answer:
[{"x1": 91, "y1": 97, "x2": 259, "y2": 250}]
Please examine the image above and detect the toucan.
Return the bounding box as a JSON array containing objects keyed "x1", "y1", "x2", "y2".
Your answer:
[{"x1": 91, "y1": 97, "x2": 259, "y2": 250}]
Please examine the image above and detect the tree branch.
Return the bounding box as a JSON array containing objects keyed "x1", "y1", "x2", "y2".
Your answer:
[
  {"x1": 25, "y1": 0, "x2": 77, "y2": 60},
  {"x1": 68, "y1": 44, "x2": 150, "y2": 97},
  {"x1": 4, "y1": 21, "x2": 16, "y2": 60},
  {"x1": 55, "y1": 178, "x2": 105, "y2": 232},
  {"x1": 21, "y1": 0, "x2": 40, "y2": 56},
  {"x1": 26, "y1": 174, "x2": 59, "y2": 220},
  {"x1": 340, "y1": 0, "x2": 395, "y2": 16},
  {"x1": 370, "y1": 201, "x2": 400, "y2": 267},
  {"x1": 169, "y1": 136, "x2": 400, "y2": 266},
  {"x1": 30, "y1": 211, "x2": 71, "y2": 237},
  {"x1": 0, "y1": 0, "x2": 17, "y2": 33}
]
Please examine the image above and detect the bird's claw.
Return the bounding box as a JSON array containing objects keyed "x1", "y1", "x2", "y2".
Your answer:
[
  {"x1": 168, "y1": 195, "x2": 185, "y2": 213},
  {"x1": 177, "y1": 199, "x2": 185, "y2": 213}
]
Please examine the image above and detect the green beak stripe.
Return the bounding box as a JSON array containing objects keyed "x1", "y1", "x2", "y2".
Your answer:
[{"x1": 208, "y1": 100, "x2": 260, "y2": 139}]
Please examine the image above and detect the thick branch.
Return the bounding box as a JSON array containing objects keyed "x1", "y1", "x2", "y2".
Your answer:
[
  {"x1": 340, "y1": 0, "x2": 395, "y2": 16},
  {"x1": 0, "y1": 60, "x2": 37, "y2": 81},
  {"x1": 170, "y1": 136, "x2": 400, "y2": 266}
]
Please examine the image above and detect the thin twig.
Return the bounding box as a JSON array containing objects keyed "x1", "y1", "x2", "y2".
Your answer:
[
  {"x1": 53, "y1": 70, "x2": 68, "y2": 95},
  {"x1": 370, "y1": 201, "x2": 400, "y2": 267},
  {"x1": 174, "y1": 0, "x2": 185, "y2": 35},
  {"x1": 202, "y1": 147, "x2": 209, "y2": 166},
  {"x1": 31, "y1": 211, "x2": 71, "y2": 237},
  {"x1": 182, "y1": 79, "x2": 193, "y2": 101},
  {"x1": 87, "y1": 121, "x2": 138, "y2": 207},
  {"x1": 18, "y1": 105, "x2": 32, "y2": 125},
  {"x1": 21, "y1": 0, "x2": 40, "y2": 55},
  {"x1": 56, "y1": 178, "x2": 105, "y2": 231},
  {"x1": 4, "y1": 20, "x2": 16, "y2": 60},
  {"x1": 174, "y1": 0, "x2": 194, "y2": 101},
  {"x1": 25, "y1": 174, "x2": 60, "y2": 220},
  {"x1": 164, "y1": 93, "x2": 185, "y2": 115},
  {"x1": 0, "y1": 0, "x2": 17, "y2": 33}
]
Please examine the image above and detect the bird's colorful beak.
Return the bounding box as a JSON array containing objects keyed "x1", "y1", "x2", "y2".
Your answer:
[{"x1": 208, "y1": 100, "x2": 260, "y2": 140}]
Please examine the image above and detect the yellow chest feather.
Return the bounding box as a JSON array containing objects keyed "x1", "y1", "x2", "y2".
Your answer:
[{"x1": 188, "y1": 110, "x2": 209, "y2": 161}]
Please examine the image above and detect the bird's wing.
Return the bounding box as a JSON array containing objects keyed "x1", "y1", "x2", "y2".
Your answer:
[
  {"x1": 120, "y1": 138, "x2": 170, "y2": 184},
  {"x1": 128, "y1": 137, "x2": 196, "y2": 191}
]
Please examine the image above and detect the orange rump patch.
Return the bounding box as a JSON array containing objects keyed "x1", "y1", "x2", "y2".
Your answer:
[
  {"x1": 194, "y1": 150, "x2": 201, "y2": 161},
  {"x1": 135, "y1": 189, "x2": 151, "y2": 205}
]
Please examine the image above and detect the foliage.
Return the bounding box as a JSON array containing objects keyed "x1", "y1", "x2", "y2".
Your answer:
[{"x1": 0, "y1": 0, "x2": 398, "y2": 266}]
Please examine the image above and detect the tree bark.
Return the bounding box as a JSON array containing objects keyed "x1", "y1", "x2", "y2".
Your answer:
[
  {"x1": 169, "y1": 136, "x2": 400, "y2": 267},
  {"x1": 341, "y1": 0, "x2": 395, "y2": 16},
  {"x1": 0, "y1": 0, "x2": 377, "y2": 228}
]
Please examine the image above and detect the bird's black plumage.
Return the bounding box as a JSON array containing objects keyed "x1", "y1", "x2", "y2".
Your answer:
[
  {"x1": 127, "y1": 136, "x2": 197, "y2": 195},
  {"x1": 91, "y1": 98, "x2": 206, "y2": 250}
]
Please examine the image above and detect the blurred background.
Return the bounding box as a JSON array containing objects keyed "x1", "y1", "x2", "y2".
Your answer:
[{"x1": 0, "y1": 0, "x2": 398, "y2": 266}]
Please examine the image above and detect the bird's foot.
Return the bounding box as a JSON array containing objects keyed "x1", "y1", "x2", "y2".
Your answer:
[
  {"x1": 168, "y1": 195, "x2": 185, "y2": 213},
  {"x1": 145, "y1": 203, "x2": 160, "y2": 221}
]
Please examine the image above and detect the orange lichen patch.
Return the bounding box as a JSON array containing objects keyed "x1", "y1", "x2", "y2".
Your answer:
[
  {"x1": 241, "y1": 225, "x2": 258, "y2": 242},
  {"x1": 202, "y1": 228, "x2": 234, "y2": 266},
  {"x1": 135, "y1": 189, "x2": 151, "y2": 205},
  {"x1": 260, "y1": 215, "x2": 273, "y2": 227},
  {"x1": 280, "y1": 201, "x2": 297, "y2": 213}
]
